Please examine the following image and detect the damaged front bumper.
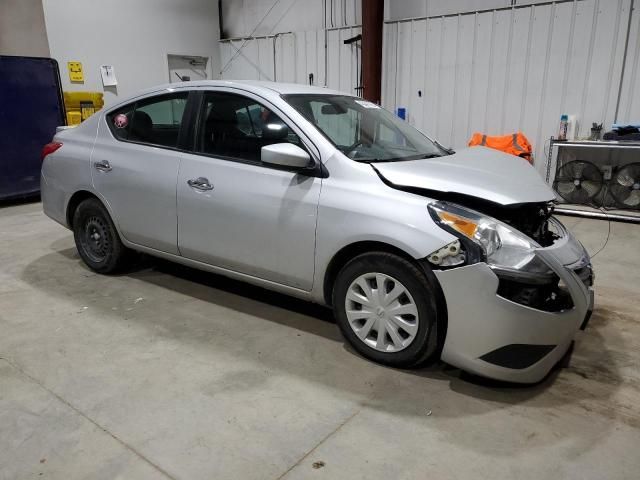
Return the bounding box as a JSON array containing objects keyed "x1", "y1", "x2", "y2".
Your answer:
[{"x1": 433, "y1": 228, "x2": 594, "y2": 384}]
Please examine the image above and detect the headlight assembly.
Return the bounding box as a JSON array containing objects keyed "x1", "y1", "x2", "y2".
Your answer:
[{"x1": 428, "y1": 201, "x2": 552, "y2": 279}]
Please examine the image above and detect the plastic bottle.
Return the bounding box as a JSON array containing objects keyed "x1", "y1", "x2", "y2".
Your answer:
[{"x1": 558, "y1": 114, "x2": 569, "y2": 141}]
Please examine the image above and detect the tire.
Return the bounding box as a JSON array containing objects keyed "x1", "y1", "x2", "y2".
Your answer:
[
  {"x1": 72, "y1": 198, "x2": 130, "y2": 274},
  {"x1": 333, "y1": 252, "x2": 442, "y2": 368}
]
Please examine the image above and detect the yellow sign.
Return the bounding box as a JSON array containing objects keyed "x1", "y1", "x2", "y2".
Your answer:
[{"x1": 68, "y1": 62, "x2": 84, "y2": 82}]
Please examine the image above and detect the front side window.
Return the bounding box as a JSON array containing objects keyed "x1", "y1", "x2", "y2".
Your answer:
[
  {"x1": 284, "y1": 94, "x2": 447, "y2": 162},
  {"x1": 106, "y1": 92, "x2": 188, "y2": 148},
  {"x1": 196, "y1": 92, "x2": 302, "y2": 163}
]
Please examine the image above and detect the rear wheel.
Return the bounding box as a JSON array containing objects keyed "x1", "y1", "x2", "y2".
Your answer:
[
  {"x1": 72, "y1": 198, "x2": 130, "y2": 273},
  {"x1": 332, "y1": 252, "x2": 441, "y2": 368}
]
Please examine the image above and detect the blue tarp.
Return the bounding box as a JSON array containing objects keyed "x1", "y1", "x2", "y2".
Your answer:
[{"x1": 0, "y1": 56, "x2": 65, "y2": 200}]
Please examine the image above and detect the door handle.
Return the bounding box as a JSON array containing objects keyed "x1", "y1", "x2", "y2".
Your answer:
[
  {"x1": 187, "y1": 177, "x2": 214, "y2": 191},
  {"x1": 94, "y1": 160, "x2": 112, "y2": 172}
]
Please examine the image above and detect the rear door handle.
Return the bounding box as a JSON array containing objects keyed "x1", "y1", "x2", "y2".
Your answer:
[
  {"x1": 187, "y1": 177, "x2": 214, "y2": 191},
  {"x1": 94, "y1": 160, "x2": 112, "y2": 172}
]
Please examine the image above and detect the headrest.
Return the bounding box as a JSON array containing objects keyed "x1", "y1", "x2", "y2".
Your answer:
[
  {"x1": 206, "y1": 103, "x2": 238, "y2": 126},
  {"x1": 130, "y1": 111, "x2": 152, "y2": 140}
]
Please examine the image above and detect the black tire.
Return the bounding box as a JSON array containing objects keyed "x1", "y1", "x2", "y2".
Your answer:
[
  {"x1": 72, "y1": 198, "x2": 130, "y2": 274},
  {"x1": 332, "y1": 252, "x2": 442, "y2": 368}
]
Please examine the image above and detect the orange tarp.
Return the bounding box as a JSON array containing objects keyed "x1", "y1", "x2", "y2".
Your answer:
[{"x1": 468, "y1": 132, "x2": 533, "y2": 164}]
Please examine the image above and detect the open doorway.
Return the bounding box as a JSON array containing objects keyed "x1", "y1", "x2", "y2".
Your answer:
[{"x1": 167, "y1": 54, "x2": 210, "y2": 83}]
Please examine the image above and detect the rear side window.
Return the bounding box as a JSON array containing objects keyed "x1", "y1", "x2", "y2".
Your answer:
[
  {"x1": 107, "y1": 104, "x2": 134, "y2": 140},
  {"x1": 106, "y1": 92, "x2": 189, "y2": 148}
]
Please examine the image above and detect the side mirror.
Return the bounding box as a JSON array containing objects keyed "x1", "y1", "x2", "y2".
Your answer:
[{"x1": 261, "y1": 143, "x2": 312, "y2": 169}]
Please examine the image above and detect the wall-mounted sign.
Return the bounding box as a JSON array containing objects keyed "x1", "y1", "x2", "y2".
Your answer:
[
  {"x1": 100, "y1": 65, "x2": 118, "y2": 87},
  {"x1": 67, "y1": 62, "x2": 84, "y2": 82}
]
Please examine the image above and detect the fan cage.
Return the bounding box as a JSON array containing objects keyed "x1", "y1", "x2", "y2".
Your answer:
[
  {"x1": 609, "y1": 162, "x2": 640, "y2": 209},
  {"x1": 553, "y1": 160, "x2": 604, "y2": 206},
  {"x1": 553, "y1": 155, "x2": 640, "y2": 211}
]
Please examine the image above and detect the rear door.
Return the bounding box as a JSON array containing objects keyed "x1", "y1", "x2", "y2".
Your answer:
[
  {"x1": 91, "y1": 91, "x2": 192, "y2": 254},
  {"x1": 176, "y1": 90, "x2": 321, "y2": 290}
]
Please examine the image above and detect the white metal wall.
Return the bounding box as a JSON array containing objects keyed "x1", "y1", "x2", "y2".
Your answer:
[
  {"x1": 220, "y1": 0, "x2": 360, "y2": 38},
  {"x1": 386, "y1": 1, "x2": 562, "y2": 21},
  {"x1": 218, "y1": 0, "x2": 639, "y2": 174},
  {"x1": 383, "y1": 0, "x2": 636, "y2": 174},
  {"x1": 219, "y1": 26, "x2": 363, "y2": 95},
  {"x1": 618, "y1": 1, "x2": 640, "y2": 123}
]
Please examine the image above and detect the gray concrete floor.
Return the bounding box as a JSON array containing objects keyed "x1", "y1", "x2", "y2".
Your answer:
[{"x1": 1, "y1": 201, "x2": 639, "y2": 480}]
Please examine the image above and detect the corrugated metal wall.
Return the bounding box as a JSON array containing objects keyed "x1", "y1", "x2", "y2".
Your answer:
[
  {"x1": 219, "y1": 25, "x2": 363, "y2": 95},
  {"x1": 382, "y1": 0, "x2": 636, "y2": 175},
  {"x1": 218, "y1": 0, "x2": 639, "y2": 175},
  {"x1": 220, "y1": 0, "x2": 360, "y2": 38},
  {"x1": 618, "y1": 1, "x2": 640, "y2": 123}
]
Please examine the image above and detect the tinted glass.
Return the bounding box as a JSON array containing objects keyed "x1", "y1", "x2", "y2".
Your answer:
[
  {"x1": 107, "y1": 92, "x2": 188, "y2": 148},
  {"x1": 284, "y1": 94, "x2": 446, "y2": 162},
  {"x1": 196, "y1": 92, "x2": 302, "y2": 163}
]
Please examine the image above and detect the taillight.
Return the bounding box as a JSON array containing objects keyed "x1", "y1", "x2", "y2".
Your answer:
[{"x1": 41, "y1": 142, "x2": 63, "y2": 161}]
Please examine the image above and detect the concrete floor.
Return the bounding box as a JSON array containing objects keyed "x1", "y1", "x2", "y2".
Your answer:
[{"x1": 1, "y1": 201, "x2": 639, "y2": 480}]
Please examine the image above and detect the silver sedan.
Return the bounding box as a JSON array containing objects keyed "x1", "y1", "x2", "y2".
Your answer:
[{"x1": 41, "y1": 80, "x2": 594, "y2": 383}]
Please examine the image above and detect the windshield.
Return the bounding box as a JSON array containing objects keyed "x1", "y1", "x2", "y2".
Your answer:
[{"x1": 283, "y1": 94, "x2": 448, "y2": 162}]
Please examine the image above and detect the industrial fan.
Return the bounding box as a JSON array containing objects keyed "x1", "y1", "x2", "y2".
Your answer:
[
  {"x1": 554, "y1": 160, "x2": 604, "y2": 205},
  {"x1": 610, "y1": 162, "x2": 640, "y2": 209}
]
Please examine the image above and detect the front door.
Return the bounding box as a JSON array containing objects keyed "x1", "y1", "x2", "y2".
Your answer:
[
  {"x1": 91, "y1": 91, "x2": 190, "y2": 254},
  {"x1": 177, "y1": 91, "x2": 321, "y2": 290}
]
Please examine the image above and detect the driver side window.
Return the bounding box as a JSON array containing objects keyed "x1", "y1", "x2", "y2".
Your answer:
[{"x1": 196, "y1": 92, "x2": 302, "y2": 164}]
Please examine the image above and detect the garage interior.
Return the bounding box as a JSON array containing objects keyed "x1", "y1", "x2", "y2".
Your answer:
[{"x1": 2, "y1": 0, "x2": 640, "y2": 479}]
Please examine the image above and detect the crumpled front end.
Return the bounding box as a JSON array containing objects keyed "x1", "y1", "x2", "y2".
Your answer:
[{"x1": 434, "y1": 222, "x2": 594, "y2": 384}]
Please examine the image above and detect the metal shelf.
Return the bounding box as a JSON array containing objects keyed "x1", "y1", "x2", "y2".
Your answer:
[{"x1": 554, "y1": 206, "x2": 640, "y2": 224}]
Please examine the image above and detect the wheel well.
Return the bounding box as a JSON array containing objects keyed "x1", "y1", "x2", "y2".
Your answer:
[
  {"x1": 324, "y1": 240, "x2": 449, "y2": 356},
  {"x1": 323, "y1": 241, "x2": 420, "y2": 306},
  {"x1": 66, "y1": 190, "x2": 99, "y2": 228}
]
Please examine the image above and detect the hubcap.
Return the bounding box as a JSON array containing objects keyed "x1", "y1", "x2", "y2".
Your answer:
[
  {"x1": 80, "y1": 216, "x2": 110, "y2": 263},
  {"x1": 344, "y1": 273, "x2": 420, "y2": 353}
]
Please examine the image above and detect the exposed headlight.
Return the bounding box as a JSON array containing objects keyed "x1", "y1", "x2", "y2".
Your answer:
[{"x1": 428, "y1": 201, "x2": 551, "y2": 278}]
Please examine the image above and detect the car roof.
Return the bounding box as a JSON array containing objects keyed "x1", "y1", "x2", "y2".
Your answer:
[
  {"x1": 105, "y1": 80, "x2": 356, "y2": 111},
  {"x1": 142, "y1": 80, "x2": 348, "y2": 97}
]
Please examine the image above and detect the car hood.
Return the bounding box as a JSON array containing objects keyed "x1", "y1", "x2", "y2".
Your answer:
[{"x1": 373, "y1": 146, "x2": 556, "y2": 205}]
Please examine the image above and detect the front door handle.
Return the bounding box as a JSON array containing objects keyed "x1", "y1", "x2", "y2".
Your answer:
[
  {"x1": 94, "y1": 160, "x2": 112, "y2": 172},
  {"x1": 187, "y1": 177, "x2": 214, "y2": 191}
]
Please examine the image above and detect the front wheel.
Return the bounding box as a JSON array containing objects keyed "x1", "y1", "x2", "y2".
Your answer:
[
  {"x1": 333, "y1": 252, "x2": 442, "y2": 368},
  {"x1": 72, "y1": 198, "x2": 130, "y2": 274}
]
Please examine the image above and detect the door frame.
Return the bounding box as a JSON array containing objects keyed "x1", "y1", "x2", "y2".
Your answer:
[{"x1": 185, "y1": 86, "x2": 324, "y2": 171}]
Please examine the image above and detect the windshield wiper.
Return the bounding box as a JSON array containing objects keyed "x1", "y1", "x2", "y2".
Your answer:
[
  {"x1": 380, "y1": 153, "x2": 444, "y2": 162},
  {"x1": 353, "y1": 153, "x2": 444, "y2": 163},
  {"x1": 352, "y1": 158, "x2": 381, "y2": 163},
  {"x1": 434, "y1": 141, "x2": 455, "y2": 155}
]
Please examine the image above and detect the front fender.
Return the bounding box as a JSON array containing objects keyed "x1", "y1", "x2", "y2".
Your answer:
[{"x1": 311, "y1": 179, "x2": 456, "y2": 303}]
